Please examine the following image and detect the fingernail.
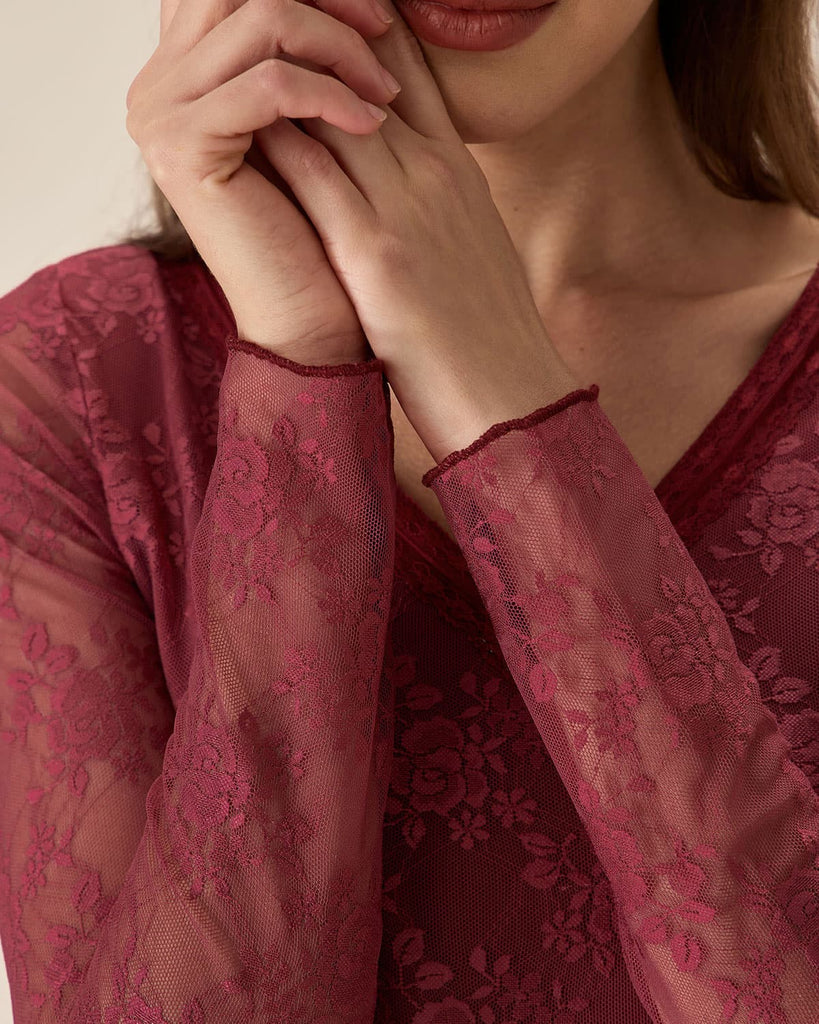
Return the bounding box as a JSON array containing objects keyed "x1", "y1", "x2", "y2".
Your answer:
[
  {"x1": 363, "y1": 102, "x2": 388, "y2": 122},
  {"x1": 371, "y1": 1, "x2": 394, "y2": 23},
  {"x1": 379, "y1": 66, "x2": 402, "y2": 94}
]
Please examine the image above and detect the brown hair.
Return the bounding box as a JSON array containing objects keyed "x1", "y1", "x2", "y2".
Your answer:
[{"x1": 118, "y1": 0, "x2": 819, "y2": 261}]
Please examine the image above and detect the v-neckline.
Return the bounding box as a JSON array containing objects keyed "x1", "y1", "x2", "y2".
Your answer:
[
  {"x1": 196, "y1": 253, "x2": 819, "y2": 626},
  {"x1": 393, "y1": 257, "x2": 819, "y2": 590}
]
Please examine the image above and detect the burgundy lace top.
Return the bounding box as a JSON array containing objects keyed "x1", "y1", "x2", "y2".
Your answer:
[{"x1": 2, "y1": 244, "x2": 819, "y2": 1024}]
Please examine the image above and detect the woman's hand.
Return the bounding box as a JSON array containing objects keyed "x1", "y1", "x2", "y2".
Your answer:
[
  {"x1": 262, "y1": 0, "x2": 580, "y2": 455},
  {"x1": 125, "y1": 0, "x2": 402, "y2": 365}
]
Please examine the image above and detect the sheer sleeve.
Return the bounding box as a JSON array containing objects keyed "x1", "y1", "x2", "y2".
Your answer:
[
  {"x1": 0, "y1": 285, "x2": 396, "y2": 1023},
  {"x1": 421, "y1": 384, "x2": 819, "y2": 1023}
]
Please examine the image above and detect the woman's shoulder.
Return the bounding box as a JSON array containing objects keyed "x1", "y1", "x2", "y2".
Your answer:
[
  {"x1": 2, "y1": 244, "x2": 160, "y2": 323},
  {"x1": 1, "y1": 243, "x2": 223, "y2": 356},
  {"x1": 0, "y1": 244, "x2": 229, "y2": 419},
  {"x1": 0, "y1": 242, "x2": 228, "y2": 482},
  {"x1": 0, "y1": 244, "x2": 229, "y2": 582}
]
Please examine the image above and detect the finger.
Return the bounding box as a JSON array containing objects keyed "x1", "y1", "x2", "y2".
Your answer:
[
  {"x1": 166, "y1": 0, "x2": 401, "y2": 107},
  {"x1": 190, "y1": 58, "x2": 389, "y2": 148},
  {"x1": 159, "y1": 0, "x2": 242, "y2": 51},
  {"x1": 291, "y1": 110, "x2": 405, "y2": 204},
  {"x1": 358, "y1": 0, "x2": 457, "y2": 142},
  {"x1": 159, "y1": 0, "x2": 184, "y2": 38},
  {"x1": 162, "y1": 0, "x2": 391, "y2": 56},
  {"x1": 159, "y1": 0, "x2": 246, "y2": 46},
  {"x1": 311, "y1": 0, "x2": 396, "y2": 38},
  {"x1": 256, "y1": 116, "x2": 372, "y2": 257},
  {"x1": 130, "y1": 0, "x2": 239, "y2": 107},
  {"x1": 142, "y1": 0, "x2": 395, "y2": 109},
  {"x1": 128, "y1": 0, "x2": 196, "y2": 107}
]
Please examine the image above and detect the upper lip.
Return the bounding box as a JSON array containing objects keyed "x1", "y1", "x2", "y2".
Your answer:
[{"x1": 405, "y1": 0, "x2": 557, "y2": 9}]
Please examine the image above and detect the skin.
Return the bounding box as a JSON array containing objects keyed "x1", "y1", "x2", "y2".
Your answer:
[
  {"x1": 380, "y1": 0, "x2": 819, "y2": 528},
  {"x1": 400, "y1": 0, "x2": 819, "y2": 326}
]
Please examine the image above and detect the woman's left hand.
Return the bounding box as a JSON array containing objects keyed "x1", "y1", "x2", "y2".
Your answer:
[{"x1": 266, "y1": 0, "x2": 582, "y2": 462}]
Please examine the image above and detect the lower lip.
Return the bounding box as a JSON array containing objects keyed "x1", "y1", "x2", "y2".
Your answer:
[{"x1": 395, "y1": 0, "x2": 557, "y2": 51}]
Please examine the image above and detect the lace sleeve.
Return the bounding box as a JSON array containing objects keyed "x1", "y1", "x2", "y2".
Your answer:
[
  {"x1": 423, "y1": 386, "x2": 819, "y2": 1023},
  {"x1": 0, "y1": 293, "x2": 396, "y2": 1023}
]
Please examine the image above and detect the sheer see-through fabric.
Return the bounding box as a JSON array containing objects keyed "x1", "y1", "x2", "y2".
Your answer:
[{"x1": 1, "y1": 244, "x2": 818, "y2": 1023}]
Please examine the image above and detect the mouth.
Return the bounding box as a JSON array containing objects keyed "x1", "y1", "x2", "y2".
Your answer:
[
  {"x1": 415, "y1": 0, "x2": 558, "y2": 7},
  {"x1": 394, "y1": 0, "x2": 559, "y2": 51}
]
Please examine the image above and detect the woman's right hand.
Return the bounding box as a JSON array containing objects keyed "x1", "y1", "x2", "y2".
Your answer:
[{"x1": 126, "y1": 0, "x2": 401, "y2": 365}]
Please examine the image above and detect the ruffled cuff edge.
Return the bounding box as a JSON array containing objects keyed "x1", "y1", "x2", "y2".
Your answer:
[
  {"x1": 422, "y1": 384, "x2": 601, "y2": 489},
  {"x1": 225, "y1": 334, "x2": 386, "y2": 378}
]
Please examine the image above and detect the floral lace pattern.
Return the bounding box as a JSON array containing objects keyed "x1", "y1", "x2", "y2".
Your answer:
[{"x1": 0, "y1": 245, "x2": 818, "y2": 1023}]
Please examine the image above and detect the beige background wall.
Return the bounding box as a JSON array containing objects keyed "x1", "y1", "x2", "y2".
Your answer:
[
  {"x1": 1, "y1": 1, "x2": 819, "y2": 1021},
  {"x1": 0, "y1": 0, "x2": 159, "y2": 300}
]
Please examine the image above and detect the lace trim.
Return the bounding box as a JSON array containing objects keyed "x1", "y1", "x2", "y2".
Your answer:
[
  {"x1": 225, "y1": 334, "x2": 384, "y2": 377},
  {"x1": 420, "y1": 385, "x2": 601, "y2": 488}
]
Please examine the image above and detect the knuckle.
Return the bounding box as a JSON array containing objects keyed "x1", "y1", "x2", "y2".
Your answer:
[
  {"x1": 126, "y1": 75, "x2": 147, "y2": 116},
  {"x1": 125, "y1": 67, "x2": 145, "y2": 112},
  {"x1": 140, "y1": 136, "x2": 167, "y2": 179},
  {"x1": 249, "y1": 0, "x2": 288, "y2": 28},
  {"x1": 139, "y1": 126, "x2": 179, "y2": 187},
  {"x1": 343, "y1": 18, "x2": 374, "y2": 53},
  {"x1": 124, "y1": 108, "x2": 139, "y2": 140},
  {"x1": 246, "y1": 0, "x2": 287, "y2": 35},
  {"x1": 258, "y1": 57, "x2": 287, "y2": 88},
  {"x1": 335, "y1": 22, "x2": 377, "y2": 66},
  {"x1": 372, "y1": 229, "x2": 408, "y2": 270},
  {"x1": 294, "y1": 140, "x2": 337, "y2": 178},
  {"x1": 418, "y1": 147, "x2": 458, "y2": 186},
  {"x1": 125, "y1": 100, "x2": 149, "y2": 143}
]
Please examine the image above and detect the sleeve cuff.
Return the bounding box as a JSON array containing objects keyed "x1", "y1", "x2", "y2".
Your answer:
[
  {"x1": 421, "y1": 384, "x2": 601, "y2": 489},
  {"x1": 225, "y1": 334, "x2": 386, "y2": 378}
]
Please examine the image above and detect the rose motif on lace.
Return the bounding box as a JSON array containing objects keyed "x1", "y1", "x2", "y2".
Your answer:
[
  {"x1": 392, "y1": 716, "x2": 489, "y2": 817},
  {"x1": 745, "y1": 460, "x2": 819, "y2": 546},
  {"x1": 79, "y1": 255, "x2": 159, "y2": 318},
  {"x1": 4, "y1": 269, "x2": 63, "y2": 331},
  {"x1": 733, "y1": 459, "x2": 819, "y2": 575},
  {"x1": 211, "y1": 528, "x2": 284, "y2": 612},
  {"x1": 643, "y1": 577, "x2": 736, "y2": 714},
  {"x1": 773, "y1": 867, "x2": 819, "y2": 948},
  {"x1": 779, "y1": 711, "x2": 819, "y2": 789},
  {"x1": 214, "y1": 435, "x2": 276, "y2": 540},
  {"x1": 210, "y1": 431, "x2": 301, "y2": 608},
  {"x1": 567, "y1": 673, "x2": 641, "y2": 762},
  {"x1": 174, "y1": 720, "x2": 252, "y2": 834},
  {"x1": 107, "y1": 476, "x2": 142, "y2": 531},
  {"x1": 50, "y1": 667, "x2": 131, "y2": 764}
]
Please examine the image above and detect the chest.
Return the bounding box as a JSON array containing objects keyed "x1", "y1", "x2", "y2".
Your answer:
[
  {"x1": 389, "y1": 271, "x2": 815, "y2": 544},
  {"x1": 391, "y1": 383, "x2": 715, "y2": 546}
]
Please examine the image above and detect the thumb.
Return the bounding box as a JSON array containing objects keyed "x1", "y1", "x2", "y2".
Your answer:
[{"x1": 159, "y1": 0, "x2": 183, "y2": 38}]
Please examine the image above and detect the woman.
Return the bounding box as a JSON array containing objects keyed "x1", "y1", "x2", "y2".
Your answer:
[{"x1": 1, "y1": 0, "x2": 818, "y2": 1020}]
